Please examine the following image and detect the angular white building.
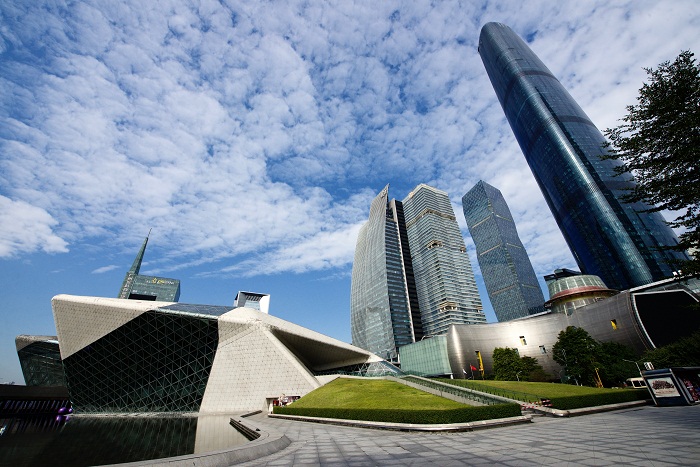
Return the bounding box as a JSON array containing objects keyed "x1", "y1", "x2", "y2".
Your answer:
[{"x1": 52, "y1": 295, "x2": 397, "y2": 413}]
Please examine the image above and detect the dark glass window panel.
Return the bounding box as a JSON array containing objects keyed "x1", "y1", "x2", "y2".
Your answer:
[{"x1": 63, "y1": 311, "x2": 218, "y2": 413}]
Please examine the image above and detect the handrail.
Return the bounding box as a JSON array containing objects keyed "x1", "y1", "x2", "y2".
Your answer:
[
  {"x1": 435, "y1": 379, "x2": 542, "y2": 404},
  {"x1": 401, "y1": 376, "x2": 505, "y2": 405}
]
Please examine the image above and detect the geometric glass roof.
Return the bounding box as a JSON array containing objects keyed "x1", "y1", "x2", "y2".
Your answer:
[{"x1": 157, "y1": 303, "x2": 234, "y2": 318}]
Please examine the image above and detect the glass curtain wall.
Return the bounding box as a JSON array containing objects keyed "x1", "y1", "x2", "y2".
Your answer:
[
  {"x1": 463, "y1": 180, "x2": 544, "y2": 321},
  {"x1": 478, "y1": 22, "x2": 687, "y2": 291},
  {"x1": 402, "y1": 184, "x2": 485, "y2": 335}
]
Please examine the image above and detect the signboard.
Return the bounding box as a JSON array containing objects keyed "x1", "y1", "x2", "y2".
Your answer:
[{"x1": 647, "y1": 377, "x2": 681, "y2": 398}]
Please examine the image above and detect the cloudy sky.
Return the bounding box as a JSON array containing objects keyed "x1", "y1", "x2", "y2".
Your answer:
[{"x1": 1, "y1": 0, "x2": 698, "y2": 383}]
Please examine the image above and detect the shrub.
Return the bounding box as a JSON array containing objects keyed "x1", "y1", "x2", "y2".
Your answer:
[
  {"x1": 548, "y1": 389, "x2": 649, "y2": 410},
  {"x1": 273, "y1": 403, "x2": 522, "y2": 424}
]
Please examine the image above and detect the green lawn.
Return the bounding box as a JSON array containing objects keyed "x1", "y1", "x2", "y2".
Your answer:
[
  {"x1": 275, "y1": 377, "x2": 522, "y2": 424},
  {"x1": 436, "y1": 379, "x2": 649, "y2": 409},
  {"x1": 453, "y1": 380, "x2": 629, "y2": 398},
  {"x1": 290, "y1": 377, "x2": 467, "y2": 410}
]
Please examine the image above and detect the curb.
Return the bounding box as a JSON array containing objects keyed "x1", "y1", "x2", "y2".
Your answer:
[
  {"x1": 268, "y1": 413, "x2": 532, "y2": 432},
  {"x1": 553, "y1": 399, "x2": 652, "y2": 417},
  {"x1": 521, "y1": 399, "x2": 651, "y2": 417}
]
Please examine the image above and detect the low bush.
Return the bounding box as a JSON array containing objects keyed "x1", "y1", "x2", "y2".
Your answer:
[
  {"x1": 274, "y1": 403, "x2": 521, "y2": 424},
  {"x1": 547, "y1": 389, "x2": 649, "y2": 410}
]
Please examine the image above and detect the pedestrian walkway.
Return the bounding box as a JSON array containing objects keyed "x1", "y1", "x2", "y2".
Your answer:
[{"x1": 237, "y1": 405, "x2": 699, "y2": 466}]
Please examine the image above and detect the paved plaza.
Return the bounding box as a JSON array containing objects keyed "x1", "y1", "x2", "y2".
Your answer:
[{"x1": 238, "y1": 405, "x2": 699, "y2": 466}]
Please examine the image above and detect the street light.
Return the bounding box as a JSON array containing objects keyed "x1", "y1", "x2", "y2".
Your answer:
[{"x1": 622, "y1": 358, "x2": 642, "y2": 377}]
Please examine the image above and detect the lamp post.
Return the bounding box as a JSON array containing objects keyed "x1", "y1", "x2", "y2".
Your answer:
[{"x1": 622, "y1": 358, "x2": 643, "y2": 377}]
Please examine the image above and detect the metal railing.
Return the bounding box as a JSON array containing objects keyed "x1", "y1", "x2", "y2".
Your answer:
[
  {"x1": 401, "y1": 376, "x2": 506, "y2": 405},
  {"x1": 434, "y1": 379, "x2": 542, "y2": 404}
]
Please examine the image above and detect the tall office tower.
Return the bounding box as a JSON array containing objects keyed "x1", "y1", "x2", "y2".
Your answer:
[
  {"x1": 463, "y1": 181, "x2": 545, "y2": 321},
  {"x1": 118, "y1": 234, "x2": 181, "y2": 302},
  {"x1": 478, "y1": 22, "x2": 687, "y2": 291},
  {"x1": 350, "y1": 186, "x2": 422, "y2": 362},
  {"x1": 402, "y1": 184, "x2": 486, "y2": 335}
]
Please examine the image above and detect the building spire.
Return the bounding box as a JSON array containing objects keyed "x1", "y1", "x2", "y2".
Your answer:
[{"x1": 129, "y1": 229, "x2": 151, "y2": 275}]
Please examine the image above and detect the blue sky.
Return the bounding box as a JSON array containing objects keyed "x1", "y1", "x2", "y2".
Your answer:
[{"x1": 1, "y1": 1, "x2": 698, "y2": 383}]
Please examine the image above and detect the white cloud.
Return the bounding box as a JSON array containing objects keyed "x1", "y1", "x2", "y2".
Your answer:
[
  {"x1": 92, "y1": 264, "x2": 120, "y2": 274},
  {"x1": 0, "y1": 195, "x2": 68, "y2": 258},
  {"x1": 0, "y1": 0, "x2": 697, "y2": 279}
]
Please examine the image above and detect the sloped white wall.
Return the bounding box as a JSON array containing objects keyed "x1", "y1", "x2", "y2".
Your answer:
[
  {"x1": 51, "y1": 295, "x2": 169, "y2": 359},
  {"x1": 199, "y1": 314, "x2": 320, "y2": 413}
]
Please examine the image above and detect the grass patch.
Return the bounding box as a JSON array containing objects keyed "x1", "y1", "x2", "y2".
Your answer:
[
  {"x1": 273, "y1": 378, "x2": 521, "y2": 424},
  {"x1": 436, "y1": 379, "x2": 649, "y2": 410},
  {"x1": 288, "y1": 378, "x2": 467, "y2": 410}
]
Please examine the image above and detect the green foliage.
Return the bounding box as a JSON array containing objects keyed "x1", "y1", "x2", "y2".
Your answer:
[
  {"x1": 547, "y1": 389, "x2": 649, "y2": 410},
  {"x1": 642, "y1": 330, "x2": 700, "y2": 368},
  {"x1": 595, "y1": 341, "x2": 639, "y2": 387},
  {"x1": 273, "y1": 403, "x2": 522, "y2": 424},
  {"x1": 552, "y1": 326, "x2": 601, "y2": 386},
  {"x1": 492, "y1": 347, "x2": 521, "y2": 381},
  {"x1": 603, "y1": 50, "x2": 700, "y2": 275},
  {"x1": 436, "y1": 379, "x2": 649, "y2": 409},
  {"x1": 527, "y1": 368, "x2": 550, "y2": 383},
  {"x1": 275, "y1": 377, "x2": 522, "y2": 424},
  {"x1": 521, "y1": 356, "x2": 546, "y2": 381},
  {"x1": 442, "y1": 379, "x2": 635, "y2": 400},
  {"x1": 492, "y1": 347, "x2": 546, "y2": 381}
]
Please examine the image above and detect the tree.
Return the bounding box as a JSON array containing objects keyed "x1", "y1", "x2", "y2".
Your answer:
[
  {"x1": 492, "y1": 347, "x2": 546, "y2": 381},
  {"x1": 552, "y1": 326, "x2": 600, "y2": 386},
  {"x1": 492, "y1": 347, "x2": 522, "y2": 381},
  {"x1": 521, "y1": 356, "x2": 548, "y2": 382},
  {"x1": 603, "y1": 51, "x2": 700, "y2": 275},
  {"x1": 595, "y1": 341, "x2": 638, "y2": 387},
  {"x1": 642, "y1": 330, "x2": 700, "y2": 368}
]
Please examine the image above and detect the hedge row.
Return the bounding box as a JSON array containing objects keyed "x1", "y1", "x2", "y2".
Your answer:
[
  {"x1": 548, "y1": 389, "x2": 649, "y2": 410},
  {"x1": 273, "y1": 403, "x2": 522, "y2": 424}
]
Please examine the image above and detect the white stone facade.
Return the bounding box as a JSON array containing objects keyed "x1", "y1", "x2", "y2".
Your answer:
[{"x1": 51, "y1": 295, "x2": 384, "y2": 413}]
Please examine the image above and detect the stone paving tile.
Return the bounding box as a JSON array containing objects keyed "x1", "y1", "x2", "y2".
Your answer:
[{"x1": 237, "y1": 405, "x2": 700, "y2": 466}]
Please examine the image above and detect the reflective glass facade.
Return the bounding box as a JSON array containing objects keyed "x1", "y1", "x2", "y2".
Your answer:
[
  {"x1": 399, "y1": 335, "x2": 452, "y2": 377},
  {"x1": 62, "y1": 310, "x2": 218, "y2": 413},
  {"x1": 402, "y1": 184, "x2": 486, "y2": 335},
  {"x1": 478, "y1": 22, "x2": 687, "y2": 291},
  {"x1": 350, "y1": 186, "x2": 418, "y2": 362},
  {"x1": 314, "y1": 360, "x2": 404, "y2": 378},
  {"x1": 126, "y1": 275, "x2": 181, "y2": 302},
  {"x1": 16, "y1": 336, "x2": 66, "y2": 387},
  {"x1": 545, "y1": 272, "x2": 616, "y2": 315},
  {"x1": 463, "y1": 181, "x2": 544, "y2": 321},
  {"x1": 119, "y1": 235, "x2": 181, "y2": 301}
]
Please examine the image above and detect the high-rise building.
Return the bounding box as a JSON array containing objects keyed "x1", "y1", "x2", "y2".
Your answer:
[
  {"x1": 350, "y1": 186, "x2": 422, "y2": 362},
  {"x1": 478, "y1": 22, "x2": 688, "y2": 291},
  {"x1": 118, "y1": 234, "x2": 181, "y2": 302},
  {"x1": 402, "y1": 184, "x2": 486, "y2": 335},
  {"x1": 462, "y1": 180, "x2": 544, "y2": 321}
]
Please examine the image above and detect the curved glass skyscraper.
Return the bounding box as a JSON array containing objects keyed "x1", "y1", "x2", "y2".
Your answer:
[
  {"x1": 351, "y1": 184, "x2": 484, "y2": 360},
  {"x1": 350, "y1": 186, "x2": 420, "y2": 362},
  {"x1": 463, "y1": 180, "x2": 544, "y2": 321},
  {"x1": 478, "y1": 22, "x2": 687, "y2": 291}
]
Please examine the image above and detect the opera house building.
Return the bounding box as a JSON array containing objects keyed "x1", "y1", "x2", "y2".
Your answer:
[{"x1": 50, "y1": 295, "x2": 398, "y2": 413}]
